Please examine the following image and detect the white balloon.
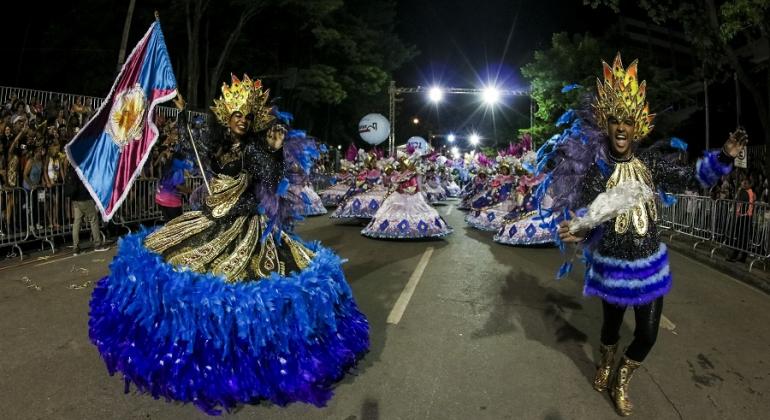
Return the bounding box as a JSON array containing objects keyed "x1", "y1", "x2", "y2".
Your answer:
[
  {"x1": 358, "y1": 113, "x2": 390, "y2": 145},
  {"x1": 406, "y1": 136, "x2": 430, "y2": 155}
]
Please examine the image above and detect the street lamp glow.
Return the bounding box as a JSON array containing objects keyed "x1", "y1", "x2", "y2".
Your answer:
[
  {"x1": 447, "y1": 134, "x2": 456, "y2": 142},
  {"x1": 412, "y1": 117, "x2": 420, "y2": 125},
  {"x1": 469, "y1": 133, "x2": 480, "y2": 145},
  {"x1": 428, "y1": 86, "x2": 443, "y2": 103},
  {"x1": 482, "y1": 86, "x2": 500, "y2": 105}
]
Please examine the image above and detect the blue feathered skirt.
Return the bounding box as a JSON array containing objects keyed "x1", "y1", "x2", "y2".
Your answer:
[
  {"x1": 583, "y1": 243, "x2": 672, "y2": 306},
  {"x1": 89, "y1": 230, "x2": 369, "y2": 415}
]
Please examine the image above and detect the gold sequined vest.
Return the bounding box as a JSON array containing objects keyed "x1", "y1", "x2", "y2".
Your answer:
[{"x1": 606, "y1": 157, "x2": 657, "y2": 235}]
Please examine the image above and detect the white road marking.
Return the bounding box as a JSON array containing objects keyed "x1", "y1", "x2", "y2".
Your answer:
[
  {"x1": 445, "y1": 206, "x2": 453, "y2": 216},
  {"x1": 34, "y1": 254, "x2": 84, "y2": 267},
  {"x1": 387, "y1": 247, "x2": 434, "y2": 325}
]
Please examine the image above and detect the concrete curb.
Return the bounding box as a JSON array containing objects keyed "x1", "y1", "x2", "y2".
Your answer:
[{"x1": 664, "y1": 237, "x2": 770, "y2": 295}]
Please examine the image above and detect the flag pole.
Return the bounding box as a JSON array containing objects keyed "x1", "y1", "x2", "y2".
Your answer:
[{"x1": 186, "y1": 124, "x2": 212, "y2": 195}]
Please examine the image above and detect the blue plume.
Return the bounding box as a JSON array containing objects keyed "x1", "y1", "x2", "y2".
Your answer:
[
  {"x1": 658, "y1": 188, "x2": 677, "y2": 207},
  {"x1": 557, "y1": 261, "x2": 573, "y2": 279},
  {"x1": 271, "y1": 108, "x2": 294, "y2": 125},
  {"x1": 561, "y1": 83, "x2": 582, "y2": 93},
  {"x1": 277, "y1": 178, "x2": 290, "y2": 197},
  {"x1": 597, "y1": 158, "x2": 611, "y2": 177},
  {"x1": 556, "y1": 109, "x2": 576, "y2": 127},
  {"x1": 670, "y1": 137, "x2": 688, "y2": 152}
]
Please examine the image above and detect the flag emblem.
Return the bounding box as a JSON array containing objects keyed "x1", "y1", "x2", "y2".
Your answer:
[{"x1": 107, "y1": 84, "x2": 147, "y2": 148}]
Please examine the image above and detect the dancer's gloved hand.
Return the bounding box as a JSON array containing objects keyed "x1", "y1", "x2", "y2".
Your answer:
[
  {"x1": 722, "y1": 128, "x2": 748, "y2": 158},
  {"x1": 557, "y1": 210, "x2": 587, "y2": 243}
]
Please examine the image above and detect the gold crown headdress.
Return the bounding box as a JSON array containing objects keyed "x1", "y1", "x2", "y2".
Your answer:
[
  {"x1": 210, "y1": 74, "x2": 275, "y2": 130},
  {"x1": 594, "y1": 53, "x2": 655, "y2": 141}
]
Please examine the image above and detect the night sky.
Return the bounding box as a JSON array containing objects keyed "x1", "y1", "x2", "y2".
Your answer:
[
  {"x1": 0, "y1": 1, "x2": 750, "y2": 150},
  {"x1": 392, "y1": 0, "x2": 617, "y2": 147}
]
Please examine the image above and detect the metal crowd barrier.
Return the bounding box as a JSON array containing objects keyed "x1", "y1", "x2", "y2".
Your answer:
[
  {"x1": 658, "y1": 194, "x2": 769, "y2": 272},
  {"x1": 114, "y1": 178, "x2": 162, "y2": 231},
  {"x1": 0, "y1": 188, "x2": 30, "y2": 258},
  {"x1": 0, "y1": 86, "x2": 209, "y2": 124}
]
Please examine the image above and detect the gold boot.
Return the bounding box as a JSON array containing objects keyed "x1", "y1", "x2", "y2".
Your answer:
[
  {"x1": 592, "y1": 342, "x2": 618, "y2": 392},
  {"x1": 610, "y1": 355, "x2": 642, "y2": 416}
]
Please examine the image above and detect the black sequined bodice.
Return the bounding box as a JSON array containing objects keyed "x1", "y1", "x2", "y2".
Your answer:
[{"x1": 580, "y1": 150, "x2": 698, "y2": 260}]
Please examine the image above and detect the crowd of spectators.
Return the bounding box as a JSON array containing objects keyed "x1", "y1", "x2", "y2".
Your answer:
[
  {"x1": 0, "y1": 91, "x2": 183, "y2": 238},
  {"x1": 710, "y1": 167, "x2": 770, "y2": 204},
  {"x1": 0, "y1": 88, "x2": 336, "y2": 241}
]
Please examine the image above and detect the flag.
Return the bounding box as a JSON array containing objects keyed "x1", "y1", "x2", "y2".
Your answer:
[{"x1": 65, "y1": 20, "x2": 177, "y2": 221}]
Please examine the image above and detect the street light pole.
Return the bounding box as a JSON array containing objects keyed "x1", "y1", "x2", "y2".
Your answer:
[
  {"x1": 388, "y1": 84, "x2": 395, "y2": 155},
  {"x1": 386, "y1": 83, "x2": 530, "y2": 157}
]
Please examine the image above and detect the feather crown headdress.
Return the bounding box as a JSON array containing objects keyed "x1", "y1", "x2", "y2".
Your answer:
[
  {"x1": 593, "y1": 53, "x2": 655, "y2": 141},
  {"x1": 210, "y1": 74, "x2": 274, "y2": 131}
]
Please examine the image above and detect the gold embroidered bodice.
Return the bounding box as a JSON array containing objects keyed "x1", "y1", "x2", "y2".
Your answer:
[
  {"x1": 144, "y1": 172, "x2": 315, "y2": 282},
  {"x1": 606, "y1": 157, "x2": 657, "y2": 236}
]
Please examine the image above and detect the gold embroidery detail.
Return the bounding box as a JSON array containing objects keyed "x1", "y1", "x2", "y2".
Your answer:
[
  {"x1": 205, "y1": 173, "x2": 248, "y2": 218},
  {"x1": 165, "y1": 210, "x2": 204, "y2": 226},
  {"x1": 167, "y1": 216, "x2": 247, "y2": 272},
  {"x1": 251, "y1": 217, "x2": 282, "y2": 278},
  {"x1": 605, "y1": 157, "x2": 655, "y2": 235},
  {"x1": 282, "y1": 232, "x2": 316, "y2": 270},
  {"x1": 144, "y1": 212, "x2": 214, "y2": 253},
  {"x1": 213, "y1": 216, "x2": 260, "y2": 282}
]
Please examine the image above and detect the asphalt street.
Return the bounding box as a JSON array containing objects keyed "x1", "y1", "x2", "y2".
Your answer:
[{"x1": 0, "y1": 199, "x2": 768, "y2": 420}]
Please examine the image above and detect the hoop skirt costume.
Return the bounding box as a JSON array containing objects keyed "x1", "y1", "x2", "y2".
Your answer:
[
  {"x1": 465, "y1": 160, "x2": 516, "y2": 231},
  {"x1": 493, "y1": 180, "x2": 555, "y2": 246},
  {"x1": 286, "y1": 137, "x2": 327, "y2": 216},
  {"x1": 423, "y1": 168, "x2": 447, "y2": 204},
  {"x1": 88, "y1": 75, "x2": 369, "y2": 415},
  {"x1": 362, "y1": 157, "x2": 453, "y2": 239},
  {"x1": 319, "y1": 170, "x2": 353, "y2": 207},
  {"x1": 458, "y1": 165, "x2": 490, "y2": 211},
  {"x1": 330, "y1": 162, "x2": 386, "y2": 220},
  {"x1": 537, "y1": 55, "x2": 735, "y2": 416},
  {"x1": 443, "y1": 169, "x2": 462, "y2": 198}
]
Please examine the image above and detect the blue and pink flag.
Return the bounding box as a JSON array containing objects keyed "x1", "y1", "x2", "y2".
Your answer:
[{"x1": 66, "y1": 21, "x2": 177, "y2": 221}]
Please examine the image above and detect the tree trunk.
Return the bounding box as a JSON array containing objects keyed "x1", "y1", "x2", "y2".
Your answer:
[
  {"x1": 206, "y1": 6, "x2": 260, "y2": 107},
  {"x1": 185, "y1": 0, "x2": 209, "y2": 108},
  {"x1": 203, "y1": 16, "x2": 210, "y2": 111}
]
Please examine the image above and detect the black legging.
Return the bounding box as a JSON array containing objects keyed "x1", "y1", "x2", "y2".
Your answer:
[{"x1": 600, "y1": 297, "x2": 663, "y2": 362}]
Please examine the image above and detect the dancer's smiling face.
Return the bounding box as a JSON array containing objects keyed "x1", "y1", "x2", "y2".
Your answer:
[
  {"x1": 228, "y1": 112, "x2": 251, "y2": 138},
  {"x1": 607, "y1": 115, "x2": 635, "y2": 159}
]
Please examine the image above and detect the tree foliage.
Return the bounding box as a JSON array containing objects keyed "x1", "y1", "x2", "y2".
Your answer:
[
  {"x1": 585, "y1": 0, "x2": 770, "y2": 150},
  {"x1": 520, "y1": 33, "x2": 606, "y2": 141}
]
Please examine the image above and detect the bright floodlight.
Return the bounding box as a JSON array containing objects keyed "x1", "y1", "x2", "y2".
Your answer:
[
  {"x1": 412, "y1": 117, "x2": 420, "y2": 125},
  {"x1": 469, "y1": 133, "x2": 480, "y2": 145},
  {"x1": 447, "y1": 134, "x2": 456, "y2": 142},
  {"x1": 428, "y1": 86, "x2": 443, "y2": 103},
  {"x1": 482, "y1": 86, "x2": 500, "y2": 105},
  {"x1": 337, "y1": 145, "x2": 342, "y2": 150},
  {"x1": 451, "y1": 146, "x2": 460, "y2": 159}
]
